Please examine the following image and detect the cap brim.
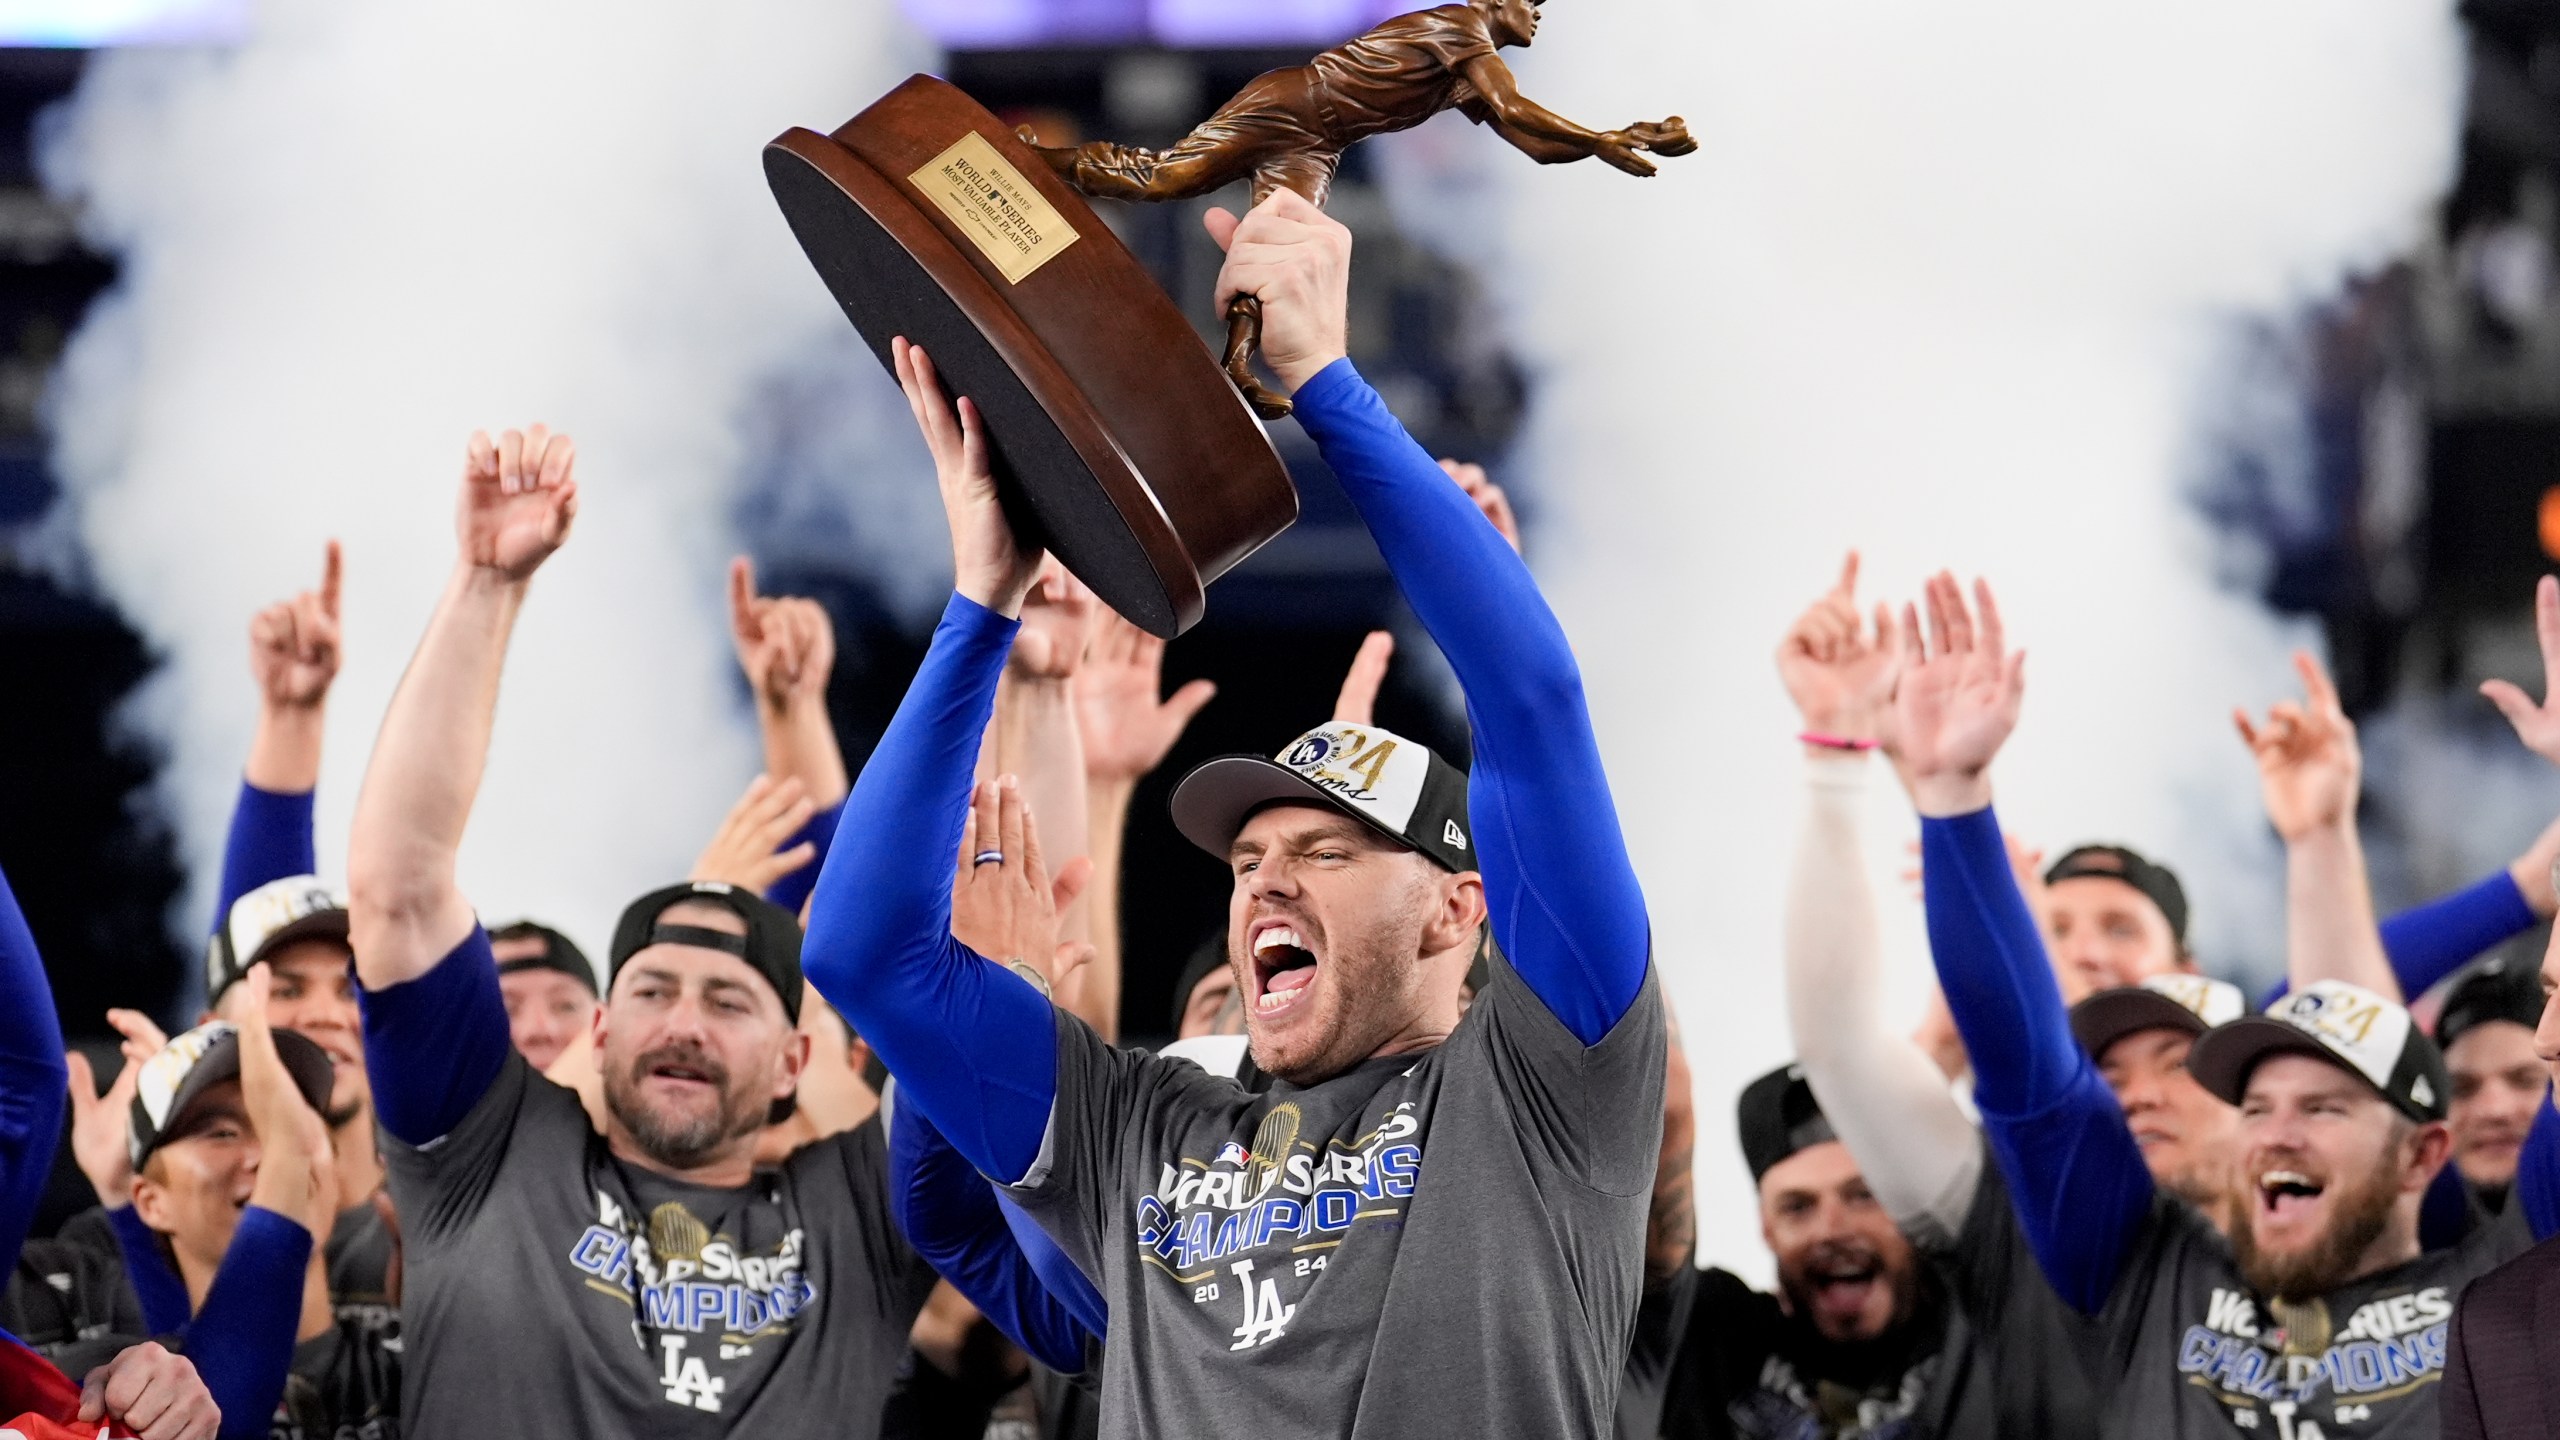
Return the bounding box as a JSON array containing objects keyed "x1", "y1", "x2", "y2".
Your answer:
[
  {"x1": 1168, "y1": 754, "x2": 1416, "y2": 864},
  {"x1": 2186, "y1": 1017, "x2": 2366, "y2": 1110},
  {"x1": 149, "y1": 1029, "x2": 336, "y2": 1158},
  {"x1": 243, "y1": 909, "x2": 351, "y2": 971},
  {"x1": 2069, "y1": 989, "x2": 2211, "y2": 1060}
]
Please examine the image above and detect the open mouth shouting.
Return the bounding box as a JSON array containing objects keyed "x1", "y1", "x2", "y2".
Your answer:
[
  {"x1": 1250, "y1": 918, "x2": 1322, "y2": 1024},
  {"x1": 1801, "y1": 1246, "x2": 1887, "y2": 1330},
  {"x1": 2255, "y1": 1168, "x2": 2326, "y2": 1229}
]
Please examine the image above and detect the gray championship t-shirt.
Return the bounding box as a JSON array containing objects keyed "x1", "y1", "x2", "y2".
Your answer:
[
  {"x1": 1924, "y1": 1152, "x2": 2102, "y2": 1437},
  {"x1": 1007, "y1": 950, "x2": 1666, "y2": 1437},
  {"x1": 384, "y1": 1051, "x2": 935, "y2": 1437},
  {"x1": 2086, "y1": 1188, "x2": 2530, "y2": 1437}
]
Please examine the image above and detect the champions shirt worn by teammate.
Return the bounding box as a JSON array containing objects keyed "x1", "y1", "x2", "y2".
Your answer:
[
  {"x1": 809, "y1": 359, "x2": 1660, "y2": 1438},
  {"x1": 358, "y1": 889, "x2": 935, "y2": 1438},
  {"x1": 1919, "y1": 808, "x2": 2560, "y2": 1439}
]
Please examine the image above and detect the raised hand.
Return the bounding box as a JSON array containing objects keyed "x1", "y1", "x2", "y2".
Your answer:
[
  {"x1": 63, "y1": 1015, "x2": 154, "y2": 1208},
  {"x1": 2234, "y1": 650, "x2": 2360, "y2": 842},
  {"x1": 728, "y1": 557, "x2": 836, "y2": 715},
  {"x1": 894, "y1": 337, "x2": 1040, "y2": 616},
  {"x1": 1881, "y1": 572, "x2": 2025, "y2": 817},
  {"x1": 1204, "y1": 189, "x2": 1352, "y2": 393},
  {"x1": 1077, "y1": 610, "x2": 1216, "y2": 785},
  {"x1": 2481, "y1": 575, "x2": 2560, "y2": 766},
  {"x1": 1011, "y1": 558, "x2": 1098, "y2": 680},
  {"x1": 1776, "y1": 551, "x2": 1900, "y2": 744},
  {"x1": 457, "y1": 424, "x2": 579, "y2": 582},
  {"x1": 249, "y1": 540, "x2": 344, "y2": 710},
  {"x1": 78, "y1": 1341, "x2": 219, "y2": 1440},
  {"x1": 236, "y1": 967, "x2": 337, "y2": 1234},
  {"x1": 1332, "y1": 631, "x2": 1397, "y2": 725},
  {"x1": 690, "y1": 774, "x2": 820, "y2": 897},
  {"x1": 1438, "y1": 460, "x2": 1522, "y2": 553},
  {"x1": 950, "y1": 775, "x2": 1093, "y2": 984}
]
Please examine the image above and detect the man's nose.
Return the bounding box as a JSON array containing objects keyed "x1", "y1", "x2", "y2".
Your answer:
[{"x1": 1244, "y1": 858, "x2": 1300, "y2": 898}]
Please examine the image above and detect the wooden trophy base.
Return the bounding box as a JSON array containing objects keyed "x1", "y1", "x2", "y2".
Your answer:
[{"x1": 764, "y1": 75, "x2": 1298, "y2": 638}]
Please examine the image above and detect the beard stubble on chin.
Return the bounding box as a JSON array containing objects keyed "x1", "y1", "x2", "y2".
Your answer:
[
  {"x1": 605, "y1": 1044, "x2": 763, "y2": 1172},
  {"x1": 1247, "y1": 885, "x2": 1433, "y2": 1084},
  {"x1": 2228, "y1": 1156, "x2": 2403, "y2": 1302}
]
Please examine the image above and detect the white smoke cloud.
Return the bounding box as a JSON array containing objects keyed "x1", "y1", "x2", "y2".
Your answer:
[
  {"x1": 1379, "y1": 0, "x2": 2462, "y2": 1278},
  {"x1": 41, "y1": 0, "x2": 933, "y2": 966}
]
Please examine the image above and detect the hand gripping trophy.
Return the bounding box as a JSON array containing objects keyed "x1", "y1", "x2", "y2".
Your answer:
[{"x1": 1019, "y1": 0, "x2": 1695, "y2": 417}]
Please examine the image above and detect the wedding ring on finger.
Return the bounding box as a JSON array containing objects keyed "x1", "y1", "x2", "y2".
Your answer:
[{"x1": 974, "y1": 850, "x2": 1006, "y2": 867}]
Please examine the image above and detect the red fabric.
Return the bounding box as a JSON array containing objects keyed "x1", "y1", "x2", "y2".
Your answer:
[{"x1": 0, "y1": 1338, "x2": 135, "y2": 1440}]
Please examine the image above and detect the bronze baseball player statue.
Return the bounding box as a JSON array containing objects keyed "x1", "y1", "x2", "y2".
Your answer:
[{"x1": 1021, "y1": 0, "x2": 1694, "y2": 418}]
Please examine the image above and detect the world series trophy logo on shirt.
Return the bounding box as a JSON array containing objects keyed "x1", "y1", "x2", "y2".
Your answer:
[{"x1": 763, "y1": 0, "x2": 1691, "y2": 638}]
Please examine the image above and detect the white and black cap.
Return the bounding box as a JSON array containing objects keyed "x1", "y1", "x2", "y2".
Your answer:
[
  {"x1": 128, "y1": 1020, "x2": 335, "y2": 1170},
  {"x1": 2069, "y1": 974, "x2": 2248, "y2": 1060},
  {"x1": 2188, "y1": 979, "x2": 2449, "y2": 1124},
  {"x1": 1170, "y1": 722, "x2": 1473, "y2": 873},
  {"x1": 206, "y1": 875, "x2": 350, "y2": 1004}
]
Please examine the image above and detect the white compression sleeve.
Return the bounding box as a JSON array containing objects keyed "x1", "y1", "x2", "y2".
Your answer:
[{"x1": 1783, "y1": 754, "x2": 1983, "y2": 1248}]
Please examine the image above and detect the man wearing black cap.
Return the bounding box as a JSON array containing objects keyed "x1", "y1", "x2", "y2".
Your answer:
[
  {"x1": 1891, "y1": 573, "x2": 2554, "y2": 1435},
  {"x1": 489, "y1": 919, "x2": 599, "y2": 1073},
  {"x1": 345, "y1": 423, "x2": 932, "y2": 1436},
  {"x1": 814, "y1": 195, "x2": 1657, "y2": 1437},
  {"x1": 2434, "y1": 957, "x2": 2550, "y2": 1210},
  {"x1": 1652, "y1": 1063, "x2": 1971, "y2": 1439},
  {"x1": 2041, "y1": 844, "x2": 2195, "y2": 996}
]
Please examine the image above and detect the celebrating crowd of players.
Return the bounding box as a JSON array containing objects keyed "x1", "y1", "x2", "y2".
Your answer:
[{"x1": 4, "y1": 186, "x2": 2560, "y2": 1440}]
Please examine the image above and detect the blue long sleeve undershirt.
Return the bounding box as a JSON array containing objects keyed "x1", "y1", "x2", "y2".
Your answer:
[
  {"x1": 357, "y1": 926, "x2": 514, "y2": 1147},
  {"x1": 178, "y1": 1205, "x2": 311, "y2": 1438},
  {"x1": 214, "y1": 781, "x2": 317, "y2": 935},
  {"x1": 886, "y1": 1096, "x2": 1097, "y2": 1373},
  {"x1": 2260, "y1": 870, "x2": 2537, "y2": 1010},
  {"x1": 1290, "y1": 360, "x2": 1650, "y2": 1045},
  {"x1": 1922, "y1": 807, "x2": 2155, "y2": 1315},
  {"x1": 2518, "y1": 1092, "x2": 2560, "y2": 1243},
  {"x1": 802, "y1": 596, "x2": 1055, "y2": 1183},
  {"x1": 0, "y1": 865, "x2": 67, "y2": 1293}
]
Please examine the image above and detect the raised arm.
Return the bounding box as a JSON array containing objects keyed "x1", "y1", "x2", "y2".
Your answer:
[
  {"x1": 985, "y1": 562, "x2": 1101, "y2": 1032},
  {"x1": 2236, "y1": 651, "x2": 2399, "y2": 1000},
  {"x1": 219, "y1": 541, "x2": 343, "y2": 924},
  {"x1": 0, "y1": 863, "x2": 67, "y2": 1277},
  {"x1": 1076, "y1": 610, "x2": 1217, "y2": 1045},
  {"x1": 1885, "y1": 574, "x2": 2153, "y2": 1314},
  {"x1": 727, "y1": 558, "x2": 849, "y2": 913},
  {"x1": 887, "y1": 1098, "x2": 1098, "y2": 1375},
  {"x1": 802, "y1": 338, "x2": 1056, "y2": 1183},
  {"x1": 1209, "y1": 190, "x2": 1648, "y2": 1046},
  {"x1": 347, "y1": 426, "x2": 576, "y2": 1139},
  {"x1": 1774, "y1": 556, "x2": 1986, "y2": 1244}
]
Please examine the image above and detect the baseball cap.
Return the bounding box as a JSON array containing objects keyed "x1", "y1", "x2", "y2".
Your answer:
[
  {"x1": 1737, "y1": 1062, "x2": 1838, "y2": 1182},
  {"x1": 2070, "y1": 974, "x2": 2248, "y2": 1060},
  {"x1": 608, "y1": 882, "x2": 803, "y2": 1023},
  {"x1": 1169, "y1": 722, "x2": 1473, "y2": 874},
  {"x1": 129, "y1": 1020, "x2": 335, "y2": 1170},
  {"x1": 206, "y1": 875, "x2": 350, "y2": 1004},
  {"x1": 2188, "y1": 979, "x2": 2449, "y2": 1123},
  {"x1": 2045, "y1": 844, "x2": 2189, "y2": 944},
  {"x1": 2435, "y1": 955, "x2": 2547, "y2": 1056},
  {"x1": 491, "y1": 920, "x2": 598, "y2": 997}
]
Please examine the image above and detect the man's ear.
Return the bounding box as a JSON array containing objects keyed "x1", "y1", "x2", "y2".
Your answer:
[
  {"x1": 130, "y1": 1168, "x2": 170, "y2": 1233},
  {"x1": 2405, "y1": 1121, "x2": 2453, "y2": 1194},
  {"x1": 775, "y1": 1029, "x2": 813, "y2": 1100},
  {"x1": 1423, "y1": 871, "x2": 1488, "y2": 955}
]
